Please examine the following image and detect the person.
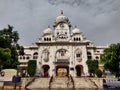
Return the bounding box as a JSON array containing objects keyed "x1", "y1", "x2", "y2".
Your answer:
[
  {"x1": 12, "y1": 75, "x2": 16, "y2": 89},
  {"x1": 12, "y1": 75, "x2": 21, "y2": 89}
]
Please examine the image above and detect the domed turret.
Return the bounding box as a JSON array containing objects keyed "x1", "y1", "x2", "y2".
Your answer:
[
  {"x1": 54, "y1": 10, "x2": 71, "y2": 27},
  {"x1": 72, "y1": 26, "x2": 81, "y2": 34},
  {"x1": 43, "y1": 26, "x2": 52, "y2": 35}
]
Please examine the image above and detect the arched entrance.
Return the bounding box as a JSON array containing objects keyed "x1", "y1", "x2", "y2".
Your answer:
[
  {"x1": 42, "y1": 65, "x2": 50, "y2": 77},
  {"x1": 75, "y1": 65, "x2": 83, "y2": 77},
  {"x1": 56, "y1": 65, "x2": 69, "y2": 77}
]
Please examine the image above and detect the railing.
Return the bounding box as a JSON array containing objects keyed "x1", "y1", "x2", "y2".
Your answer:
[
  {"x1": 49, "y1": 75, "x2": 53, "y2": 90},
  {"x1": 25, "y1": 77, "x2": 35, "y2": 88},
  {"x1": 69, "y1": 74, "x2": 75, "y2": 90}
]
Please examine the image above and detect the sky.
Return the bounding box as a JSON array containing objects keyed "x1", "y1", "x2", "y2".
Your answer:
[{"x1": 0, "y1": 0, "x2": 120, "y2": 46}]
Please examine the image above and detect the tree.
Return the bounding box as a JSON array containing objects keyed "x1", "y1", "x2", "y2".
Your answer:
[
  {"x1": 86, "y1": 59, "x2": 99, "y2": 76},
  {"x1": 27, "y1": 60, "x2": 36, "y2": 77},
  {"x1": 0, "y1": 25, "x2": 23, "y2": 68},
  {"x1": 0, "y1": 48, "x2": 11, "y2": 69},
  {"x1": 101, "y1": 43, "x2": 120, "y2": 77}
]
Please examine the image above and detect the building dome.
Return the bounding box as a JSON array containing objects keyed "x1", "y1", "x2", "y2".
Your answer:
[
  {"x1": 43, "y1": 27, "x2": 52, "y2": 35},
  {"x1": 55, "y1": 10, "x2": 69, "y2": 24},
  {"x1": 72, "y1": 27, "x2": 80, "y2": 34}
]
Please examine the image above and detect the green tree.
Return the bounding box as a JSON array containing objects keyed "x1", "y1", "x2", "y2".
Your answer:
[
  {"x1": 0, "y1": 25, "x2": 23, "y2": 68},
  {"x1": 101, "y1": 43, "x2": 120, "y2": 77},
  {"x1": 27, "y1": 60, "x2": 36, "y2": 77},
  {"x1": 86, "y1": 59, "x2": 99, "y2": 76},
  {"x1": 0, "y1": 48, "x2": 11, "y2": 69}
]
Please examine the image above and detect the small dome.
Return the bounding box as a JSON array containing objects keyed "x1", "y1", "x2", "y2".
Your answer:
[
  {"x1": 55, "y1": 11, "x2": 69, "y2": 24},
  {"x1": 72, "y1": 27, "x2": 80, "y2": 34},
  {"x1": 43, "y1": 27, "x2": 52, "y2": 35}
]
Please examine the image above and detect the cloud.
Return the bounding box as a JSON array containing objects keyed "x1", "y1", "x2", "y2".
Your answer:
[{"x1": 0, "y1": 0, "x2": 120, "y2": 46}]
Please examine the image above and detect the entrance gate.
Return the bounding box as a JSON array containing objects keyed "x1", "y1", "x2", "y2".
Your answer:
[{"x1": 56, "y1": 65, "x2": 69, "y2": 77}]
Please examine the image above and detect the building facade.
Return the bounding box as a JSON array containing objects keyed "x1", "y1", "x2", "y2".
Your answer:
[{"x1": 18, "y1": 11, "x2": 106, "y2": 77}]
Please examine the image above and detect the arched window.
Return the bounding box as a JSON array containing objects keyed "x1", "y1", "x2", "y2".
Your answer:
[
  {"x1": 74, "y1": 38, "x2": 75, "y2": 41},
  {"x1": 87, "y1": 52, "x2": 92, "y2": 60},
  {"x1": 49, "y1": 38, "x2": 51, "y2": 41},
  {"x1": 23, "y1": 56, "x2": 25, "y2": 60},
  {"x1": 75, "y1": 49, "x2": 82, "y2": 62},
  {"x1": 96, "y1": 56, "x2": 99, "y2": 60},
  {"x1": 19, "y1": 56, "x2": 22, "y2": 59},
  {"x1": 26, "y1": 56, "x2": 30, "y2": 59},
  {"x1": 79, "y1": 38, "x2": 81, "y2": 41},
  {"x1": 56, "y1": 49, "x2": 69, "y2": 61},
  {"x1": 44, "y1": 38, "x2": 46, "y2": 41},
  {"x1": 47, "y1": 38, "x2": 49, "y2": 41},
  {"x1": 33, "y1": 52, "x2": 38, "y2": 59},
  {"x1": 76, "y1": 38, "x2": 78, "y2": 41}
]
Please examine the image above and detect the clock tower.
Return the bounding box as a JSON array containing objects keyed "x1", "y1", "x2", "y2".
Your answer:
[{"x1": 53, "y1": 11, "x2": 71, "y2": 41}]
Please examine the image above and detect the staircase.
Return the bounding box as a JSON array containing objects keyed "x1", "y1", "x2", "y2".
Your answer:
[
  {"x1": 73, "y1": 78, "x2": 98, "y2": 88},
  {"x1": 26, "y1": 77, "x2": 99, "y2": 89},
  {"x1": 26, "y1": 77, "x2": 50, "y2": 89},
  {"x1": 50, "y1": 77, "x2": 73, "y2": 88}
]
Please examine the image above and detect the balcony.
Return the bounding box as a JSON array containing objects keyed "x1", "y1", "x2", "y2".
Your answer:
[
  {"x1": 57, "y1": 56, "x2": 69, "y2": 61},
  {"x1": 54, "y1": 61, "x2": 70, "y2": 64}
]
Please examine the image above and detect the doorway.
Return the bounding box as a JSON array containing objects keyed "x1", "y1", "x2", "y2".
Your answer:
[
  {"x1": 42, "y1": 65, "x2": 50, "y2": 77},
  {"x1": 56, "y1": 65, "x2": 69, "y2": 77},
  {"x1": 75, "y1": 65, "x2": 83, "y2": 76}
]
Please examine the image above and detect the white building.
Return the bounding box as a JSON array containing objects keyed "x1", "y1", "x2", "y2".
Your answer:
[{"x1": 18, "y1": 11, "x2": 106, "y2": 77}]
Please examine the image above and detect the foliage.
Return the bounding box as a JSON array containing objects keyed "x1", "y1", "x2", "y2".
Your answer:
[
  {"x1": 27, "y1": 60, "x2": 36, "y2": 77},
  {"x1": 0, "y1": 48, "x2": 11, "y2": 69},
  {"x1": 0, "y1": 25, "x2": 24, "y2": 69},
  {"x1": 95, "y1": 69, "x2": 102, "y2": 78},
  {"x1": 101, "y1": 43, "x2": 120, "y2": 77},
  {"x1": 86, "y1": 59, "x2": 98, "y2": 76}
]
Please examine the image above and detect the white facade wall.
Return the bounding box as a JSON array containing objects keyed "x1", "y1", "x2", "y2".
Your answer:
[{"x1": 18, "y1": 12, "x2": 107, "y2": 77}]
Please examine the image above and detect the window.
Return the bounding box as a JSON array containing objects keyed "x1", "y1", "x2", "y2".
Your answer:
[
  {"x1": 19, "y1": 56, "x2": 22, "y2": 59},
  {"x1": 44, "y1": 38, "x2": 46, "y2": 41},
  {"x1": 33, "y1": 52, "x2": 38, "y2": 59},
  {"x1": 74, "y1": 38, "x2": 75, "y2": 41},
  {"x1": 76, "y1": 38, "x2": 78, "y2": 41},
  {"x1": 76, "y1": 53, "x2": 81, "y2": 57},
  {"x1": 26, "y1": 56, "x2": 30, "y2": 59},
  {"x1": 87, "y1": 52, "x2": 92, "y2": 59},
  {"x1": 96, "y1": 56, "x2": 99, "y2": 60},
  {"x1": 23, "y1": 56, "x2": 25, "y2": 60},
  {"x1": 49, "y1": 38, "x2": 51, "y2": 41}
]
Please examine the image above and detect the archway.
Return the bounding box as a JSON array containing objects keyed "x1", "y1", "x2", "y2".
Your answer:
[
  {"x1": 56, "y1": 65, "x2": 69, "y2": 77},
  {"x1": 42, "y1": 65, "x2": 50, "y2": 77},
  {"x1": 75, "y1": 65, "x2": 83, "y2": 77}
]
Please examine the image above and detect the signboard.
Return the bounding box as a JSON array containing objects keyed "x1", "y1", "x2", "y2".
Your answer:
[
  {"x1": 70, "y1": 67, "x2": 74, "y2": 70},
  {"x1": 54, "y1": 61, "x2": 69, "y2": 64},
  {"x1": 0, "y1": 69, "x2": 17, "y2": 81}
]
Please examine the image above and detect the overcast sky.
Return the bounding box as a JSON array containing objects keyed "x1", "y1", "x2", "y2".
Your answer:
[{"x1": 0, "y1": 0, "x2": 120, "y2": 46}]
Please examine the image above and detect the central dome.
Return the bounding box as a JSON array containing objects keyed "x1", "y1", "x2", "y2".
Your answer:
[{"x1": 55, "y1": 11, "x2": 69, "y2": 24}]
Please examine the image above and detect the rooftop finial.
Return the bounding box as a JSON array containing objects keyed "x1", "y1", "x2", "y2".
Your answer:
[
  {"x1": 48, "y1": 25, "x2": 50, "y2": 28},
  {"x1": 61, "y1": 10, "x2": 63, "y2": 14},
  {"x1": 75, "y1": 25, "x2": 77, "y2": 28}
]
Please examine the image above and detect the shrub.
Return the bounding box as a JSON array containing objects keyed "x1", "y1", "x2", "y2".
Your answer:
[
  {"x1": 27, "y1": 60, "x2": 36, "y2": 77},
  {"x1": 95, "y1": 69, "x2": 102, "y2": 78}
]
